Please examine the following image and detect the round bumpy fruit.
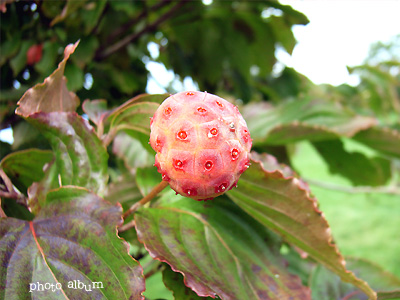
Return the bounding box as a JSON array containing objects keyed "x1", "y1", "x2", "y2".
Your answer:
[{"x1": 150, "y1": 91, "x2": 252, "y2": 200}]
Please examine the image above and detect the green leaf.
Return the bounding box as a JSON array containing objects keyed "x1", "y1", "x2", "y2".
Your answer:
[
  {"x1": 81, "y1": 0, "x2": 107, "y2": 34},
  {"x1": 0, "y1": 32, "x2": 21, "y2": 65},
  {"x1": 312, "y1": 139, "x2": 391, "y2": 186},
  {"x1": 135, "y1": 166, "x2": 160, "y2": 196},
  {"x1": 112, "y1": 132, "x2": 154, "y2": 170},
  {"x1": 135, "y1": 196, "x2": 311, "y2": 300},
  {"x1": 0, "y1": 187, "x2": 145, "y2": 300},
  {"x1": 0, "y1": 149, "x2": 54, "y2": 194},
  {"x1": 105, "y1": 173, "x2": 143, "y2": 207},
  {"x1": 107, "y1": 93, "x2": 168, "y2": 136},
  {"x1": 34, "y1": 41, "x2": 59, "y2": 76},
  {"x1": 354, "y1": 127, "x2": 400, "y2": 158},
  {"x1": 71, "y1": 36, "x2": 99, "y2": 67},
  {"x1": 226, "y1": 159, "x2": 377, "y2": 300},
  {"x1": 378, "y1": 291, "x2": 400, "y2": 300},
  {"x1": 27, "y1": 160, "x2": 59, "y2": 214},
  {"x1": 82, "y1": 99, "x2": 109, "y2": 127},
  {"x1": 50, "y1": 0, "x2": 88, "y2": 26},
  {"x1": 9, "y1": 40, "x2": 34, "y2": 76},
  {"x1": 16, "y1": 41, "x2": 80, "y2": 118},
  {"x1": 310, "y1": 257, "x2": 400, "y2": 300},
  {"x1": 243, "y1": 98, "x2": 378, "y2": 146},
  {"x1": 11, "y1": 120, "x2": 43, "y2": 150},
  {"x1": 162, "y1": 266, "x2": 213, "y2": 300},
  {"x1": 28, "y1": 112, "x2": 108, "y2": 197},
  {"x1": 64, "y1": 62, "x2": 84, "y2": 91}
]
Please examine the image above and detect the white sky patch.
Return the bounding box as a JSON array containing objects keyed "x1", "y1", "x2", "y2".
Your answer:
[
  {"x1": 0, "y1": 127, "x2": 13, "y2": 144},
  {"x1": 278, "y1": 0, "x2": 400, "y2": 86}
]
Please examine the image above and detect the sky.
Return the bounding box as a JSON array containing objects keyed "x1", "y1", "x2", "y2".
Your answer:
[
  {"x1": 277, "y1": 0, "x2": 400, "y2": 85},
  {"x1": 1, "y1": 1, "x2": 399, "y2": 144}
]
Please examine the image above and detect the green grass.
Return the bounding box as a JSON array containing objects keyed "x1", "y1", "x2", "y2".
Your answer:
[{"x1": 291, "y1": 141, "x2": 400, "y2": 278}]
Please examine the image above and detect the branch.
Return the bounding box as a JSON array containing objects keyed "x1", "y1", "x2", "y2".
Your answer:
[
  {"x1": 97, "y1": 0, "x2": 188, "y2": 60},
  {"x1": 104, "y1": 0, "x2": 173, "y2": 46},
  {"x1": 305, "y1": 178, "x2": 400, "y2": 195},
  {"x1": 122, "y1": 180, "x2": 169, "y2": 219},
  {"x1": 0, "y1": 199, "x2": 6, "y2": 218},
  {"x1": 0, "y1": 169, "x2": 28, "y2": 208}
]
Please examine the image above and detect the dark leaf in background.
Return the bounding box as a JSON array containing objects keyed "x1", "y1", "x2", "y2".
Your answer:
[
  {"x1": 227, "y1": 159, "x2": 376, "y2": 299},
  {"x1": 313, "y1": 139, "x2": 391, "y2": 186},
  {"x1": 0, "y1": 149, "x2": 53, "y2": 194},
  {"x1": 354, "y1": 127, "x2": 400, "y2": 159},
  {"x1": 15, "y1": 41, "x2": 80, "y2": 118},
  {"x1": 310, "y1": 257, "x2": 400, "y2": 300},
  {"x1": 135, "y1": 166, "x2": 162, "y2": 197},
  {"x1": 0, "y1": 187, "x2": 145, "y2": 300},
  {"x1": 135, "y1": 195, "x2": 311, "y2": 300},
  {"x1": 162, "y1": 266, "x2": 213, "y2": 300},
  {"x1": 105, "y1": 173, "x2": 143, "y2": 207},
  {"x1": 243, "y1": 98, "x2": 378, "y2": 146}
]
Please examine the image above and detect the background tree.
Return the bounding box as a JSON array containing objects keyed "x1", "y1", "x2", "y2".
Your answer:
[{"x1": 1, "y1": 1, "x2": 399, "y2": 299}]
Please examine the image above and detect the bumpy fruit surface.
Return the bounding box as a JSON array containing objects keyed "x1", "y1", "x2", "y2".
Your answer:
[{"x1": 150, "y1": 91, "x2": 252, "y2": 200}]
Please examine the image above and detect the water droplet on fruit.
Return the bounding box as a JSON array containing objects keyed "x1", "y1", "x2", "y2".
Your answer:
[
  {"x1": 215, "y1": 183, "x2": 227, "y2": 193},
  {"x1": 177, "y1": 130, "x2": 187, "y2": 140},
  {"x1": 204, "y1": 160, "x2": 213, "y2": 170},
  {"x1": 184, "y1": 188, "x2": 197, "y2": 196},
  {"x1": 197, "y1": 107, "x2": 207, "y2": 113},
  {"x1": 164, "y1": 107, "x2": 172, "y2": 116}
]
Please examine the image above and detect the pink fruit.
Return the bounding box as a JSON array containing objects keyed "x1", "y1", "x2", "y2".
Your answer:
[{"x1": 150, "y1": 91, "x2": 252, "y2": 201}]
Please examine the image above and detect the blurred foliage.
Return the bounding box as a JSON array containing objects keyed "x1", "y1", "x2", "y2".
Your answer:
[
  {"x1": 1, "y1": 1, "x2": 400, "y2": 300},
  {"x1": 0, "y1": 0, "x2": 308, "y2": 130}
]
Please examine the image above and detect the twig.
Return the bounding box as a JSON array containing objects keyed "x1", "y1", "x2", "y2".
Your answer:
[
  {"x1": 104, "y1": 0, "x2": 172, "y2": 46},
  {"x1": 97, "y1": 0, "x2": 189, "y2": 60},
  {"x1": 123, "y1": 180, "x2": 169, "y2": 219},
  {"x1": 342, "y1": 290, "x2": 363, "y2": 300},
  {"x1": 305, "y1": 178, "x2": 400, "y2": 195},
  {"x1": 0, "y1": 199, "x2": 6, "y2": 218},
  {"x1": 0, "y1": 169, "x2": 28, "y2": 207},
  {"x1": 118, "y1": 219, "x2": 136, "y2": 232},
  {"x1": 144, "y1": 262, "x2": 164, "y2": 279}
]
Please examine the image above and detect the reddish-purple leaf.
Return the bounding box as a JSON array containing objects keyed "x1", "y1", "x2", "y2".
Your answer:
[
  {"x1": 135, "y1": 195, "x2": 311, "y2": 300},
  {"x1": 15, "y1": 41, "x2": 80, "y2": 118},
  {"x1": 0, "y1": 187, "x2": 145, "y2": 300},
  {"x1": 227, "y1": 159, "x2": 377, "y2": 300}
]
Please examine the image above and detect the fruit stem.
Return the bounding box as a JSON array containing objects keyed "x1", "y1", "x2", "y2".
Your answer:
[{"x1": 122, "y1": 180, "x2": 169, "y2": 219}]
